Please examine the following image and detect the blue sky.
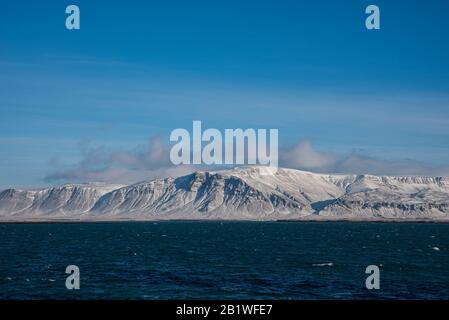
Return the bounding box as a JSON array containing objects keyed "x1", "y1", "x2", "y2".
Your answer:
[{"x1": 1, "y1": 0, "x2": 449, "y2": 187}]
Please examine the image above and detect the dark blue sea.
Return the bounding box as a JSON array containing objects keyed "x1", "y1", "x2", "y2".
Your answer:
[{"x1": 1, "y1": 221, "x2": 448, "y2": 299}]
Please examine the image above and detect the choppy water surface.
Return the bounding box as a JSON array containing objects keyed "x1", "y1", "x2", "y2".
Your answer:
[{"x1": 1, "y1": 221, "x2": 448, "y2": 299}]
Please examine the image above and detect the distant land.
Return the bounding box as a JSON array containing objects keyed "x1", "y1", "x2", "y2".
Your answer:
[{"x1": 1, "y1": 167, "x2": 449, "y2": 222}]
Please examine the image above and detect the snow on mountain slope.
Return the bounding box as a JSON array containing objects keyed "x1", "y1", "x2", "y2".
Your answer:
[
  {"x1": 0, "y1": 167, "x2": 448, "y2": 221},
  {"x1": 319, "y1": 175, "x2": 449, "y2": 219},
  {"x1": 89, "y1": 167, "x2": 356, "y2": 219},
  {"x1": 0, "y1": 183, "x2": 125, "y2": 217}
]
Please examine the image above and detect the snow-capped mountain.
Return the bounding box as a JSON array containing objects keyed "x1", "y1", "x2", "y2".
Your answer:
[{"x1": 1, "y1": 167, "x2": 449, "y2": 221}]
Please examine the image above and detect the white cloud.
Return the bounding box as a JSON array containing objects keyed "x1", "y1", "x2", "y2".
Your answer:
[
  {"x1": 45, "y1": 137, "x2": 449, "y2": 185},
  {"x1": 280, "y1": 141, "x2": 449, "y2": 177},
  {"x1": 45, "y1": 137, "x2": 199, "y2": 184},
  {"x1": 280, "y1": 140, "x2": 336, "y2": 170}
]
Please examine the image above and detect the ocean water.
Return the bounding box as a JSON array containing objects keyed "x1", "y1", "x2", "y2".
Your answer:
[{"x1": 0, "y1": 221, "x2": 448, "y2": 300}]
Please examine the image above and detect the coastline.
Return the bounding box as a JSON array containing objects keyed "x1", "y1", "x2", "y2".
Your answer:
[{"x1": 1, "y1": 216, "x2": 449, "y2": 224}]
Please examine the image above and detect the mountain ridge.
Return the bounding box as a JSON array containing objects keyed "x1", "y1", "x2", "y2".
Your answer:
[{"x1": 1, "y1": 167, "x2": 449, "y2": 221}]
